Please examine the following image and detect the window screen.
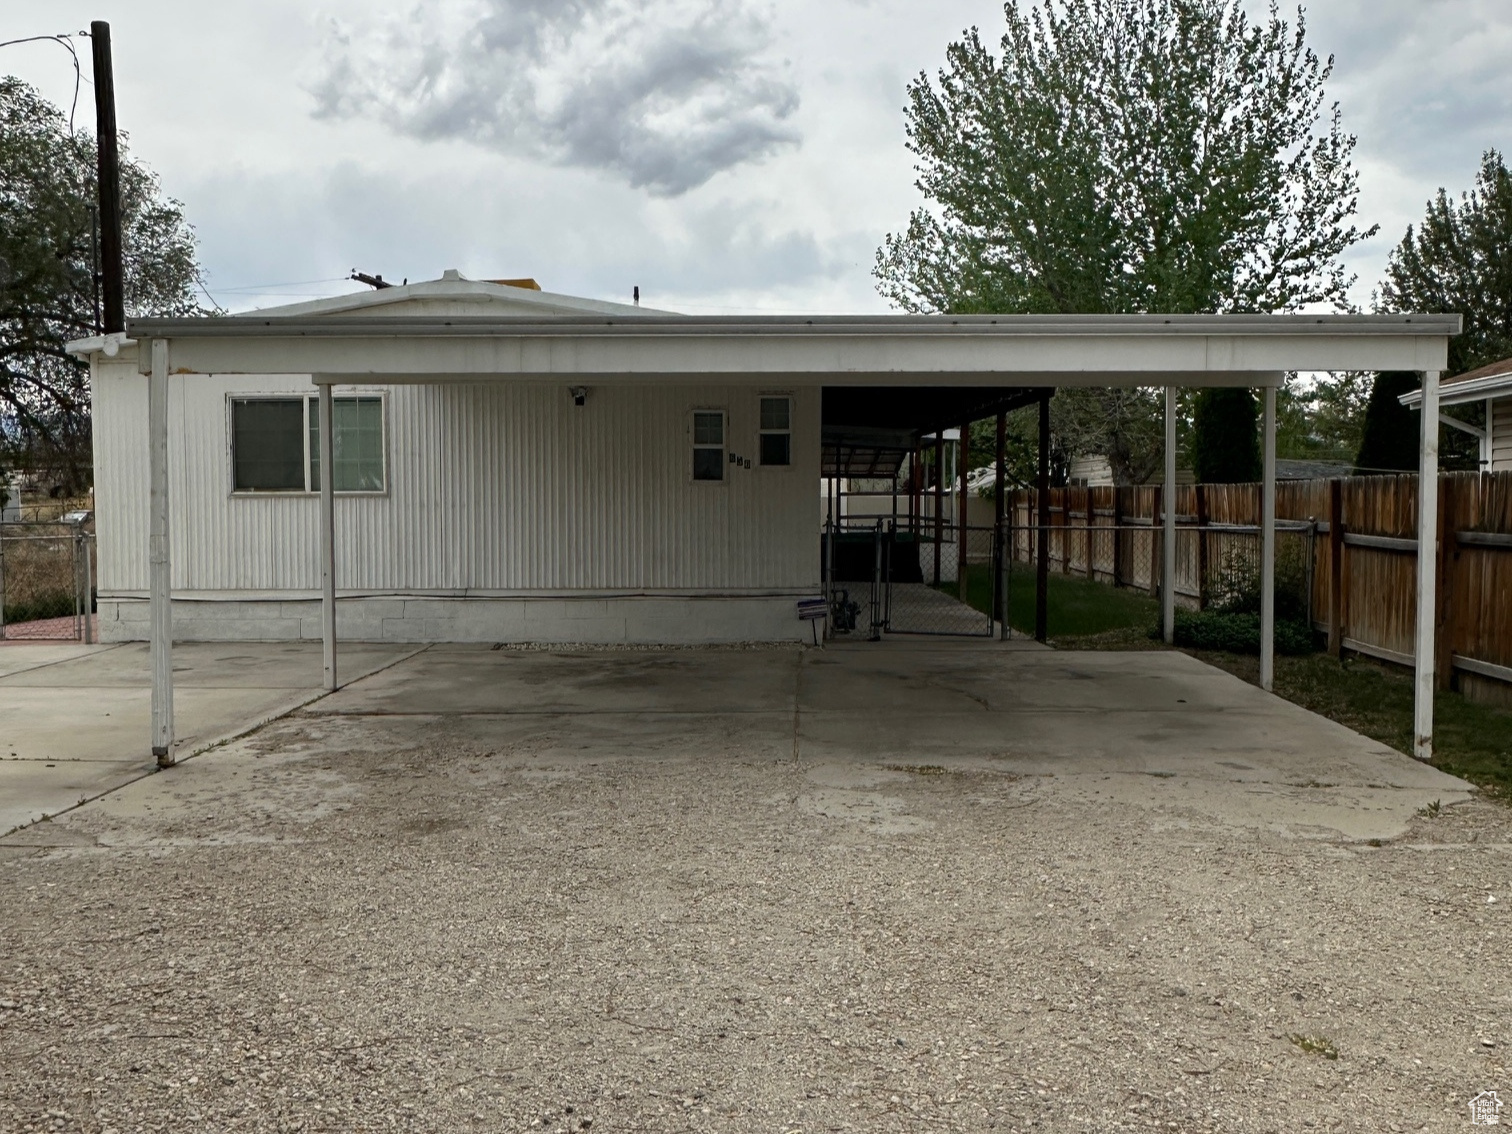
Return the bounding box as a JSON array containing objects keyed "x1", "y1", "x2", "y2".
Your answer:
[
  {"x1": 693, "y1": 411, "x2": 725, "y2": 481},
  {"x1": 232, "y1": 399, "x2": 305, "y2": 491},
  {"x1": 759, "y1": 396, "x2": 791, "y2": 466},
  {"x1": 310, "y1": 396, "x2": 385, "y2": 492}
]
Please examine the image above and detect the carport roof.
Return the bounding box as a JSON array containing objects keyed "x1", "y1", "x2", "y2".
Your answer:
[{"x1": 100, "y1": 311, "x2": 1460, "y2": 387}]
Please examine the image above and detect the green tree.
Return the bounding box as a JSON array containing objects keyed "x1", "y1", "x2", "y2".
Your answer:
[
  {"x1": 1353, "y1": 371, "x2": 1421, "y2": 474},
  {"x1": 1375, "y1": 149, "x2": 1512, "y2": 469},
  {"x1": 875, "y1": 0, "x2": 1374, "y2": 482},
  {"x1": 1191, "y1": 388, "x2": 1260, "y2": 482},
  {"x1": 0, "y1": 76, "x2": 203, "y2": 490},
  {"x1": 1380, "y1": 151, "x2": 1512, "y2": 377}
]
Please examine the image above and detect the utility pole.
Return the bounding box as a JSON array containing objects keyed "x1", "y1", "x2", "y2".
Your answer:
[{"x1": 91, "y1": 22, "x2": 125, "y2": 334}]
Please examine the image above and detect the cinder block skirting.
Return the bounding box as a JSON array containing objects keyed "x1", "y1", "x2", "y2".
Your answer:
[{"x1": 96, "y1": 595, "x2": 814, "y2": 645}]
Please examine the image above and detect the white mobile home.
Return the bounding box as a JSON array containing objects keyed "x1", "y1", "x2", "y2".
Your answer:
[
  {"x1": 86, "y1": 274, "x2": 822, "y2": 643},
  {"x1": 70, "y1": 289, "x2": 1462, "y2": 757},
  {"x1": 70, "y1": 277, "x2": 1465, "y2": 758}
]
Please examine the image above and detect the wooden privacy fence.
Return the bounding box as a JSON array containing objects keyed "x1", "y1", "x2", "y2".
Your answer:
[{"x1": 1005, "y1": 471, "x2": 1512, "y2": 705}]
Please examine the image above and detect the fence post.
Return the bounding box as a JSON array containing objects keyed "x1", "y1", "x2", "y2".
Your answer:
[
  {"x1": 871, "y1": 519, "x2": 883, "y2": 642},
  {"x1": 84, "y1": 532, "x2": 95, "y2": 645},
  {"x1": 1084, "y1": 487, "x2": 1095, "y2": 582},
  {"x1": 1195, "y1": 483, "x2": 1209, "y2": 609},
  {"x1": 1305, "y1": 519, "x2": 1317, "y2": 634},
  {"x1": 1059, "y1": 488, "x2": 1069, "y2": 576},
  {"x1": 1111, "y1": 486, "x2": 1124, "y2": 588},
  {"x1": 1149, "y1": 486, "x2": 1162, "y2": 599},
  {"x1": 1035, "y1": 394, "x2": 1050, "y2": 642},
  {"x1": 73, "y1": 527, "x2": 82, "y2": 641},
  {"x1": 934, "y1": 433, "x2": 945, "y2": 587},
  {"x1": 1328, "y1": 479, "x2": 1344, "y2": 658},
  {"x1": 1435, "y1": 478, "x2": 1456, "y2": 691},
  {"x1": 959, "y1": 420, "x2": 970, "y2": 602}
]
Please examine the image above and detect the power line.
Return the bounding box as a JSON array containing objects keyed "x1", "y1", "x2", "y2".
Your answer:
[
  {"x1": 213, "y1": 276, "x2": 354, "y2": 293},
  {"x1": 0, "y1": 32, "x2": 87, "y2": 133}
]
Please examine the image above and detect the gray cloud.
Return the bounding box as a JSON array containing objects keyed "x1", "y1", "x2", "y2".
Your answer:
[
  {"x1": 1306, "y1": 0, "x2": 1512, "y2": 182},
  {"x1": 310, "y1": 0, "x2": 800, "y2": 196}
]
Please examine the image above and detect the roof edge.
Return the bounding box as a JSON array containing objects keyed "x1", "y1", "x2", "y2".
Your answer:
[{"x1": 124, "y1": 312, "x2": 1464, "y2": 340}]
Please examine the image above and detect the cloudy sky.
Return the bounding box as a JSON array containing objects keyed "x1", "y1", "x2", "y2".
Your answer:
[{"x1": 5, "y1": 0, "x2": 1511, "y2": 315}]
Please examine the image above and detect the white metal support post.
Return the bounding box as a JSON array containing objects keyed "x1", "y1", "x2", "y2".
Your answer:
[
  {"x1": 1414, "y1": 369, "x2": 1441, "y2": 761},
  {"x1": 1260, "y1": 384, "x2": 1277, "y2": 692},
  {"x1": 318, "y1": 381, "x2": 337, "y2": 692},
  {"x1": 149, "y1": 337, "x2": 174, "y2": 765},
  {"x1": 1162, "y1": 385, "x2": 1177, "y2": 643}
]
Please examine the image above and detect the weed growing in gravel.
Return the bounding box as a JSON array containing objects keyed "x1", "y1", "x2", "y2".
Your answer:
[
  {"x1": 1417, "y1": 799, "x2": 1443, "y2": 818},
  {"x1": 1288, "y1": 1033, "x2": 1339, "y2": 1060}
]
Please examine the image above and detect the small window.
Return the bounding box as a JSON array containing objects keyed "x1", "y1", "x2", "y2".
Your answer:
[
  {"x1": 692, "y1": 410, "x2": 725, "y2": 481},
  {"x1": 310, "y1": 396, "x2": 385, "y2": 492},
  {"x1": 232, "y1": 399, "x2": 305, "y2": 492},
  {"x1": 759, "y1": 396, "x2": 791, "y2": 466},
  {"x1": 230, "y1": 394, "x2": 385, "y2": 494}
]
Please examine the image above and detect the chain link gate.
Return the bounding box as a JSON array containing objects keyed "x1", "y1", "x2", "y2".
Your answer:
[
  {"x1": 0, "y1": 521, "x2": 96, "y2": 642},
  {"x1": 880, "y1": 519, "x2": 1002, "y2": 637}
]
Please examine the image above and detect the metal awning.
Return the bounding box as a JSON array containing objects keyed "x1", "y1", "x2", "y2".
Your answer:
[{"x1": 116, "y1": 312, "x2": 1456, "y2": 385}]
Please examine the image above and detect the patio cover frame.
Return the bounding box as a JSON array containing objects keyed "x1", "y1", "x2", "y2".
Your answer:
[{"x1": 109, "y1": 312, "x2": 1458, "y2": 765}]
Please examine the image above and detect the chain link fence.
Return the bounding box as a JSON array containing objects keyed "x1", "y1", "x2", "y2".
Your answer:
[
  {"x1": 822, "y1": 518, "x2": 1002, "y2": 639},
  {"x1": 0, "y1": 522, "x2": 96, "y2": 642}
]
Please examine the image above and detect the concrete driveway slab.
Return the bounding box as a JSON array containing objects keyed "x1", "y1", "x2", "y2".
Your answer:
[
  {"x1": 0, "y1": 640, "x2": 409, "y2": 688},
  {"x1": 308, "y1": 644, "x2": 804, "y2": 716},
  {"x1": 0, "y1": 641, "x2": 418, "y2": 834},
  {"x1": 0, "y1": 642, "x2": 116, "y2": 679}
]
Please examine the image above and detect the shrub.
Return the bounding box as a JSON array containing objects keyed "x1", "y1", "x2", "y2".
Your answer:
[
  {"x1": 1206, "y1": 539, "x2": 1311, "y2": 624},
  {"x1": 3, "y1": 589, "x2": 76, "y2": 625},
  {"x1": 1161, "y1": 609, "x2": 1316, "y2": 655}
]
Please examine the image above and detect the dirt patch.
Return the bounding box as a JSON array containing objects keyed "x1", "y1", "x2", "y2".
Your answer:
[{"x1": 0, "y1": 715, "x2": 1507, "y2": 1132}]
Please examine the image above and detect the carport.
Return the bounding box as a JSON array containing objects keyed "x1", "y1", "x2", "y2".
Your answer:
[{"x1": 102, "y1": 312, "x2": 1458, "y2": 764}]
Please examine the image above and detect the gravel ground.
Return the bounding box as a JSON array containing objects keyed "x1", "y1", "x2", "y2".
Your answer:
[{"x1": 1, "y1": 709, "x2": 1508, "y2": 1133}]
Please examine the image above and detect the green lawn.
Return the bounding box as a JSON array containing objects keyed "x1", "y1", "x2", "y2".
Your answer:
[
  {"x1": 949, "y1": 563, "x2": 1512, "y2": 798},
  {"x1": 954, "y1": 561, "x2": 1160, "y2": 638}
]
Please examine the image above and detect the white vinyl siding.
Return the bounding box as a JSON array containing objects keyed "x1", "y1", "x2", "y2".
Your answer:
[
  {"x1": 90, "y1": 368, "x2": 820, "y2": 596},
  {"x1": 1493, "y1": 396, "x2": 1512, "y2": 471}
]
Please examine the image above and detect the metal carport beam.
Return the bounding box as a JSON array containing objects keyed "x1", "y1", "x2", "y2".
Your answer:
[{"x1": 127, "y1": 314, "x2": 1456, "y2": 385}]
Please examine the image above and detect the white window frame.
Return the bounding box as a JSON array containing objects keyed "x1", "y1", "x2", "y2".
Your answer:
[
  {"x1": 690, "y1": 408, "x2": 728, "y2": 484},
  {"x1": 227, "y1": 390, "x2": 389, "y2": 497},
  {"x1": 758, "y1": 393, "x2": 794, "y2": 469}
]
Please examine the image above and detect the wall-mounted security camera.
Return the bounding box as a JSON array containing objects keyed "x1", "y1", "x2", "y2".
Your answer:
[{"x1": 569, "y1": 386, "x2": 587, "y2": 407}]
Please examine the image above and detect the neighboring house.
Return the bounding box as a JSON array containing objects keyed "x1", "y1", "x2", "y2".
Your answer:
[
  {"x1": 1067, "y1": 455, "x2": 1114, "y2": 487},
  {"x1": 1276, "y1": 458, "x2": 1352, "y2": 481},
  {"x1": 1064, "y1": 455, "x2": 1194, "y2": 487},
  {"x1": 1400, "y1": 355, "x2": 1512, "y2": 470}
]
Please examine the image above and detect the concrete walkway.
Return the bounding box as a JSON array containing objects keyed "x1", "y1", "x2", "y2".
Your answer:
[{"x1": 0, "y1": 640, "x2": 417, "y2": 833}]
